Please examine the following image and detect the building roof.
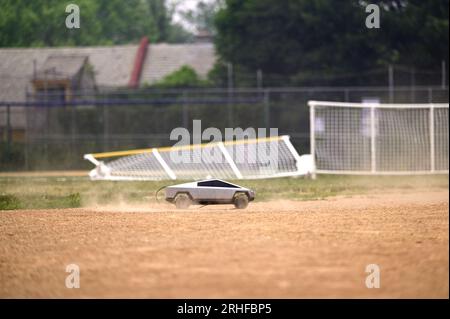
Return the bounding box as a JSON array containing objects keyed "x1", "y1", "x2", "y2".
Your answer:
[
  {"x1": 0, "y1": 45, "x2": 138, "y2": 102},
  {"x1": 0, "y1": 43, "x2": 216, "y2": 102},
  {"x1": 140, "y1": 43, "x2": 215, "y2": 85},
  {"x1": 34, "y1": 55, "x2": 89, "y2": 80}
]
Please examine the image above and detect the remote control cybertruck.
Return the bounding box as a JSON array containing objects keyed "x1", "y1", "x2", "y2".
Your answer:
[{"x1": 165, "y1": 179, "x2": 255, "y2": 209}]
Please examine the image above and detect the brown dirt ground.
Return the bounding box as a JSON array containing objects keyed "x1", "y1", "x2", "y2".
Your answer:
[{"x1": 0, "y1": 191, "x2": 448, "y2": 298}]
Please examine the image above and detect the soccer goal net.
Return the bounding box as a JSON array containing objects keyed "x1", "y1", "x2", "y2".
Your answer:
[
  {"x1": 84, "y1": 135, "x2": 311, "y2": 181},
  {"x1": 308, "y1": 101, "x2": 449, "y2": 175}
]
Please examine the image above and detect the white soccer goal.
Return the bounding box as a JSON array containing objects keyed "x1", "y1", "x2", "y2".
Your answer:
[
  {"x1": 308, "y1": 101, "x2": 449, "y2": 175},
  {"x1": 84, "y1": 135, "x2": 312, "y2": 181}
]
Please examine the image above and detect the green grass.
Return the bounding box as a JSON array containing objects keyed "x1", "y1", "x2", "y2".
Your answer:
[{"x1": 0, "y1": 175, "x2": 448, "y2": 210}]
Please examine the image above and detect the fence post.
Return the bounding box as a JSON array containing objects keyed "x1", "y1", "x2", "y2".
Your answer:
[
  {"x1": 388, "y1": 65, "x2": 394, "y2": 102},
  {"x1": 264, "y1": 89, "x2": 270, "y2": 128},
  {"x1": 410, "y1": 67, "x2": 415, "y2": 103},
  {"x1": 370, "y1": 105, "x2": 376, "y2": 173},
  {"x1": 430, "y1": 104, "x2": 435, "y2": 172},
  {"x1": 227, "y1": 63, "x2": 234, "y2": 127},
  {"x1": 182, "y1": 91, "x2": 188, "y2": 129},
  {"x1": 442, "y1": 60, "x2": 446, "y2": 89},
  {"x1": 103, "y1": 102, "x2": 109, "y2": 152},
  {"x1": 71, "y1": 102, "x2": 76, "y2": 165},
  {"x1": 257, "y1": 69, "x2": 263, "y2": 89},
  {"x1": 6, "y1": 104, "x2": 11, "y2": 149},
  {"x1": 24, "y1": 103, "x2": 29, "y2": 170}
]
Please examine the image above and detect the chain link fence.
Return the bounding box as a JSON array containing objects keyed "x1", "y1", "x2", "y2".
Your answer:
[{"x1": 0, "y1": 85, "x2": 448, "y2": 171}]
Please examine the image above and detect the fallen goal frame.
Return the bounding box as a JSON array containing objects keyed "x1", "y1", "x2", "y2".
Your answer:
[{"x1": 84, "y1": 135, "x2": 313, "y2": 181}]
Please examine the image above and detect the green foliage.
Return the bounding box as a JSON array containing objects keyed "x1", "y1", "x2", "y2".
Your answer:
[
  {"x1": 0, "y1": 194, "x2": 21, "y2": 210},
  {"x1": 165, "y1": 23, "x2": 195, "y2": 43},
  {"x1": 372, "y1": 0, "x2": 449, "y2": 67},
  {"x1": 180, "y1": 0, "x2": 224, "y2": 34},
  {"x1": 0, "y1": 0, "x2": 193, "y2": 47},
  {"x1": 214, "y1": 0, "x2": 449, "y2": 85},
  {"x1": 66, "y1": 193, "x2": 82, "y2": 207},
  {"x1": 0, "y1": 192, "x2": 81, "y2": 210},
  {"x1": 155, "y1": 65, "x2": 210, "y2": 88}
]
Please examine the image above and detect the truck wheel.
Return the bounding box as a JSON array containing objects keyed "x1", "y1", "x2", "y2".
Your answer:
[
  {"x1": 174, "y1": 193, "x2": 191, "y2": 209},
  {"x1": 233, "y1": 193, "x2": 249, "y2": 209}
]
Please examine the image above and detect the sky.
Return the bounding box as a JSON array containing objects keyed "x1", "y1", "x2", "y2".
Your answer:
[{"x1": 168, "y1": 0, "x2": 215, "y2": 32}]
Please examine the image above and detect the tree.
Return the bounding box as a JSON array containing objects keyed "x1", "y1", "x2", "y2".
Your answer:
[
  {"x1": 213, "y1": 0, "x2": 449, "y2": 85},
  {"x1": 154, "y1": 65, "x2": 209, "y2": 88},
  {"x1": 0, "y1": 0, "x2": 193, "y2": 47},
  {"x1": 166, "y1": 23, "x2": 194, "y2": 43},
  {"x1": 180, "y1": 0, "x2": 224, "y2": 34},
  {"x1": 372, "y1": 0, "x2": 449, "y2": 67},
  {"x1": 0, "y1": 0, "x2": 98, "y2": 46}
]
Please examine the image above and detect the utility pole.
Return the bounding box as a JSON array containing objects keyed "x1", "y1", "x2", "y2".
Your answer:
[
  {"x1": 410, "y1": 67, "x2": 415, "y2": 103},
  {"x1": 6, "y1": 104, "x2": 11, "y2": 150},
  {"x1": 388, "y1": 64, "x2": 394, "y2": 102},
  {"x1": 257, "y1": 69, "x2": 263, "y2": 90},
  {"x1": 227, "y1": 62, "x2": 234, "y2": 127},
  {"x1": 264, "y1": 89, "x2": 270, "y2": 128},
  {"x1": 442, "y1": 60, "x2": 447, "y2": 89},
  {"x1": 227, "y1": 62, "x2": 233, "y2": 92}
]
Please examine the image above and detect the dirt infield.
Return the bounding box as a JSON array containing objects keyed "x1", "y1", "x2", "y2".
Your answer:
[{"x1": 0, "y1": 191, "x2": 448, "y2": 298}]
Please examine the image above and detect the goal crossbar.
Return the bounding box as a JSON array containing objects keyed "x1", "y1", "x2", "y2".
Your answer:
[{"x1": 309, "y1": 101, "x2": 449, "y2": 109}]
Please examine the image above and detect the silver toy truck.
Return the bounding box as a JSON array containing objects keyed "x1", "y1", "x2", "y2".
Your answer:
[{"x1": 165, "y1": 179, "x2": 255, "y2": 209}]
